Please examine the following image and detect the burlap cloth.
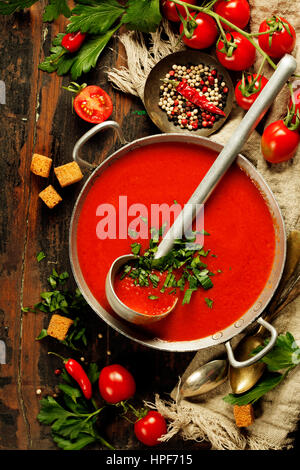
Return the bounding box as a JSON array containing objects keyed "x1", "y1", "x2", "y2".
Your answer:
[{"x1": 107, "y1": 0, "x2": 300, "y2": 450}]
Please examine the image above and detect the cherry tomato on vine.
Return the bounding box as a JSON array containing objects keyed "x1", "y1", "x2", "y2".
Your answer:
[
  {"x1": 216, "y1": 31, "x2": 256, "y2": 71},
  {"x1": 160, "y1": 0, "x2": 197, "y2": 22},
  {"x1": 213, "y1": 0, "x2": 250, "y2": 31},
  {"x1": 134, "y1": 411, "x2": 167, "y2": 446},
  {"x1": 258, "y1": 17, "x2": 296, "y2": 59},
  {"x1": 261, "y1": 120, "x2": 300, "y2": 163},
  {"x1": 98, "y1": 365, "x2": 136, "y2": 404},
  {"x1": 235, "y1": 74, "x2": 269, "y2": 110},
  {"x1": 180, "y1": 12, "x2": 218, "y2": 50},
  {"x1": 61, "y1": 32, "x2": 86, "y2": 53}
]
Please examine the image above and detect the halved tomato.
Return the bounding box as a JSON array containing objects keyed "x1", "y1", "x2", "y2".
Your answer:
[{"x1": 73, "y1": 85, "x2": 113, "y2": 124}]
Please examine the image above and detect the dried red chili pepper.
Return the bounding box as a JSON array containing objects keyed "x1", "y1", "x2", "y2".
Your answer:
[
  {"x1": 175, "y1": 80, "x2": 226, "y2": 116},
  {"x1": 61, "y1": 32, "x2": 86, "y2": 53},
  {"x1": 49, "y1": 352, "x2": 92, "y2": 399}
]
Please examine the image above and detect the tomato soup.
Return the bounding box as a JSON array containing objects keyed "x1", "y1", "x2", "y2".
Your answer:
[{"x1": 76, "y1": 142, "x2": 275, "y2": 342}]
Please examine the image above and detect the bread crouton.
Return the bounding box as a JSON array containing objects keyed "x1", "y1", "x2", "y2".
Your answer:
[
  {"x1": 234, "y1": 404, "x2": 255, "y2": 427},
  {"x1": 47, "y1": 314, "x2": 74, "y2": 341},
  {"x1": 39, "y1": 185, "x2": 62, "y2": 209},
  {"x1": 31, "y1": 153, "x2": 52, "y2": 178},
  {"x1": 54, "y1": 161, "x2": 83, "y2": 188}
]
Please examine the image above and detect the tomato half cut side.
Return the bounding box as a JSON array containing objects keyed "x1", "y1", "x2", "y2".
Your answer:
[{"x1": 73, "y1": 85, "x2": 113, "y2": 124}]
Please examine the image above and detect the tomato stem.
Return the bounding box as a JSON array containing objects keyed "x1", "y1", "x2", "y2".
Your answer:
[
  {"x1": 256, "y1": 57, "x2": 266, "y2": 76},
  {"x1": 284, "y1": 82, "x2": 300, "y2": 131},
  {"x1": 48, "y1": 351, "x2": 67, "y2": 363},
  {"x1": 214, "y1": 14, "x2": 227, "y2": 42},
  {"x1": 62, "y1": 82, "x2": 87, "y2": 95},
  {"x1": 204, "y1": 0, "x2": 220, "y2": 11},
  {"x1": 172, "y1": 0, "x2": 278, "y2": 70}
]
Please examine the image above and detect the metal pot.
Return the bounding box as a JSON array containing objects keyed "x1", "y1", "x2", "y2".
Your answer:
[{"x1": 69, "y1": 120, "x2": 286, "y2": 367}]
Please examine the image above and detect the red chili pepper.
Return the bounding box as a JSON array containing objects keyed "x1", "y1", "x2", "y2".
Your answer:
[
  {"x1": 65, "y1": 359, "x2": 92, "y2": 399},
  {"x1": 49, "y1": 352, "x2": 92, "y2": 399},
  {"x1": 173, "y1": 80, "x2": 226, "y2": 117},
  {"x1": 61, "y1": 32, "x2": 87, "y2": 53}
]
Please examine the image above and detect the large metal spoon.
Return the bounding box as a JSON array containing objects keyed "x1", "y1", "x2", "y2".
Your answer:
[
  {"x1": 229, "y1": 230, "x2": 300, "y2": 394},
  {"x1": 179, "y1": 359, "x2": 228, "y2": 399},
  {"x1": 105, "y1": 54, "x2": 297, "y2": 325}
]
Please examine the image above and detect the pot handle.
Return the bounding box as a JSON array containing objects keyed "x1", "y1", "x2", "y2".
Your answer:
[
  {"x1": 225, "y1": 318, "x2": 278, "y2": 369},
  {"x1": 72, "y1": 120, "x2": 126, "y2": 170}
]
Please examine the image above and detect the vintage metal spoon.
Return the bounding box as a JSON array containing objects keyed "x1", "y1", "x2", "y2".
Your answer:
[
  {"x1": 179, "y1": 359, "x2": 228, "y2": 399},
  {"x1": 229, "y1": 230, "x2": 300, "y2": 394},
  {"x1": 105, "y1": 54, "x2": 297, "y2": 325}
]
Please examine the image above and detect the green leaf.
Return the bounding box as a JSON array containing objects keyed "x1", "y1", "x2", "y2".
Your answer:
[
  {"x1": 148, "y1": 295, "x2": 158, "y2": 300},
  {"x1": 205, "y1": 298, "x2": 213, "y2": 308},
  {"x1": 87, "y1": 362, "x2": 100, "y2": 384},
  {"x1": 43, "y1": 0, "x2": 71, "y2": 22},
  {"x1": 182, "y1": 288, "x2": 196, "y2": 305},
  {"x1": 122, "y1": 0, "x2": 162, "y2": 33},
  {"x1": 37, "y1": 390, "x2": 112, "y2": 450},
  {"x1": 58, "y1": 383, "x2": 82, "y2": 402},
  {"x1": 39, "y1": 44, "x2": 68, "y2": 74},
  {"x1": 37, "y1": 396, "x2": 72, "y2": 425},
  {"x1": 69, "y1": 28, "x2": 119, "y2": 80},
  {"x1": 253, "y1": 332, "x2": 300, "y2": 371},
  {"x1": 51, "y1": 416, "x2": 90, "y2": 439},
  {"x1": 37, "y1": 251, "x2": 46, "y2": 262},
  {"x1": 223, "y1": 372, "x2": 285, "y2": 405},
  {"x1": 52, "y1": 431, "x2": 97, "y2": 450},
  {"x1": 0, "y1": 0, "x2": 38, "y2": 15},
  {"x1": 35, "y1": 329, "x2": 48, "y2": 340},
  {"x1": 67, "y1": 0, "x2": 125, "y2": 34},
  {"x1": 149, "y1": 273, "x2": 160, "y2": 288},
  {"x1": 131, "y1": 242, "x2": 141, "y2": 256}
]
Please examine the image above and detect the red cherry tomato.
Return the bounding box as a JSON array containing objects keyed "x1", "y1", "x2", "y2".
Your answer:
[
  {"x1": 160, "y1": 0, "x2": 197, "y2": 22},
  {"x1": 258, "y1": 17, "x2": 296, "y2": 59},
  {"x1": 235, "y1": 74, "x2": 269, "y2": 110},
  {"x1": 61, "y1": 32, "x2": 86, "y2": 53},
  {"x1": 261, "y1": 120, "x2": 300, "y2": 163},
  {"x1": 98, "y1": 365, "x2": 136, "y2": 404},
  {"x1": 180, "y1": 12, "x2": 218, "y2": 49},
  {"x1": 73, "y1": 85, "x2": 113, "y2": 124},
  {"x1": 216, "y1": 31, "x2": 256, "y2": 71},
  {"x1": 213, "y1": 0, "x2": 250, "y2": 31},
  {"x1": 134, "y1": 411, "x2": 167, "y2": 446}
]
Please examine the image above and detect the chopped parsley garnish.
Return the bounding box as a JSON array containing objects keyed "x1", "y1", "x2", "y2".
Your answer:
[
  {"x1": 121, "y1": 227, "x2": 218, "y2": 305},
  {"x1": 128, "y1": 228, "x2": 138, "y2": 239},
  {"x1": 205, "y1": 298, "x2": 213, "y2": 309},
  {"x1": 140, "y1": 216, "x2": 148, "y2": 225}
]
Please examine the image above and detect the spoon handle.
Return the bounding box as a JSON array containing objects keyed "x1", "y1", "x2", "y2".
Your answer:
[{"x1": 155, "y1": 54, "x2": 297, "y2": 260}]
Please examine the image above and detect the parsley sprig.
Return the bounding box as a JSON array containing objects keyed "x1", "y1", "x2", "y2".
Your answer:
[
  {"x1": 23, "y1": 266, "x2": 89, "y2": 351},
  {"x1": 122, "y1": 229, "x2": 217, "y2": 306},
  {"x1": 38, "y1": 365, "x2": 115, "y2": 450},
  {"x1": 37, "y1": 0, "x2": 162, "y2": 80},
  {"x1": 1, "y1": 0, "x2": 163, "y2": 80},
  {"x1": 223, "y1": 332, "x2": 300, "y2": 405},
  {"x1": 0, "y1": 0, "x2": 71, "y2": 20}
]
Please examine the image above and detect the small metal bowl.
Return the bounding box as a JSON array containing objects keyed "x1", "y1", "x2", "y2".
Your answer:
[{"x1": 144, "y1": 50, "x2": 234, "y2": 137}]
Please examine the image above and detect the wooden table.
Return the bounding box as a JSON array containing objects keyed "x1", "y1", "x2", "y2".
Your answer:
[
  {"x1": 0, "y1": 3, "x2": 210, "y2": 451},
  {"x1": 0, "y1": 4, "x2": 299, "y2": 453}
]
